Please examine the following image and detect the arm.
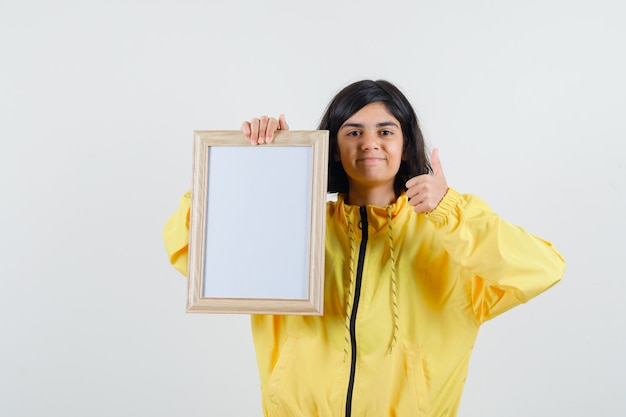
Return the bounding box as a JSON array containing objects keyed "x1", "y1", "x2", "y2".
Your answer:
[
  {"x1": 162, "y1": 190, "x2": 191, "y2": 277},
  {"x1": 428, "y1": 188, "x2": 565, "y2": 322},
  {"x1": 406, "y1": 150, "x2": 565, "y2": 322}
]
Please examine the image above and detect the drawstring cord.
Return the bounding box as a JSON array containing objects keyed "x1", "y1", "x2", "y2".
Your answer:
[
  {"x1": 387, "y1": 206, "x2": 399, "y2": 354},
  {"x1": 343, "y1": 206, "x2": 357, "y2": 363},
  {"x1": 341, "y1": 200, "x2": 400, "y2": 360}
]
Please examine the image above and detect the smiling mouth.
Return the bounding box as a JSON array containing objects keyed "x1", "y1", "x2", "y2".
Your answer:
[{"x1": 357, "y1": 157, "x2": 385, "y2": 163}]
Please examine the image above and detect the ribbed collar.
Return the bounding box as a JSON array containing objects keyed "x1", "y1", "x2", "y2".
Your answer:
[{"x1": 331, "y1": 192, "x2": 414, "y2": 234}]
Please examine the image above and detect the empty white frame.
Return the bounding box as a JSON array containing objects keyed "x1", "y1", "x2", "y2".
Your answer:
[{"x1": 187, "y1": 130, "x2": 329, "y2": 315}]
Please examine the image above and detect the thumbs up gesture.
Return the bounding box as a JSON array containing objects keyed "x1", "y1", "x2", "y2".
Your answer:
[{"x1": 405, "y1": 148, "x2": 449, "y2": 213}]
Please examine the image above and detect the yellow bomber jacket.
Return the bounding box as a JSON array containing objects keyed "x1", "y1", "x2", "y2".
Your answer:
[{"x1": 163, "y1": 188, "x2": 565, "y2": 417}]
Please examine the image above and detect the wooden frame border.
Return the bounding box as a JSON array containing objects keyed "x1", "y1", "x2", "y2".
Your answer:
[{"x1": 187, "y1": 130, "x2": 328, "y2": 315}]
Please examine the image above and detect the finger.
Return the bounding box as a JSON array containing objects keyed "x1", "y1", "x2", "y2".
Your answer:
[
  {"x1": 405, "y1": 177, "x2": 428, "y2": 203},
  {"x1": 249, "y1": 118, "x2": 260, "y2": 145},
  {"x1": 278, "y1": 114, "x2": 290, "y2": 131},
  {"x1": 411, "y1": 201, "x2": 432, "y2": 214},
  {"x1": 407, "y1": 188, "x2": 438, "y2": 213},
  {"x1": 431, "y1": 148, "x2": 444, "y2": 177},
  {"x1": 266, "y1": 118, "x2": 280, "y2": 143},
  {"x1": 405, "y1": 183, "x2": 421, "y2": 201},
  {"x1": 257, "y1": 116, "x2": 270, "y2": 144},
  {"x1": 240, "y1": 121, "x2": 251, "y2": 140},
  {"x1": 405, "y1": 173, "x2": 427, "y2": 189},
  {"x1": 407, "y1": 191, "x2": 428, "y2": 212}
]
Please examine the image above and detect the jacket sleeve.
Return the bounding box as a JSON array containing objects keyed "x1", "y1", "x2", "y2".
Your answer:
[
  {"x1": 426, "y1": 188, "x2": 566, "y2": 323},
  {"x1": 162, "y1": 191, "x2": 191, "y2": 277}
]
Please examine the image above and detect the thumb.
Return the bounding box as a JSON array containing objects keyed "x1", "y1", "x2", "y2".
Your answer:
[
  {"x1": 278, "y1": 114, "x2": 290, "y2": 130},
  {"x1": 431, "y1": 148, "x2": 444, "y2": 176}
]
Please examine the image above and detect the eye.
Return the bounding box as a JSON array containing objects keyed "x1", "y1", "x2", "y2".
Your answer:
[
  {"x1": 380, "y1": 129, "x2": 393, "y2": 136},
  {"x1": 346, "y1": 130, "x2": 361, "y2": 137}
]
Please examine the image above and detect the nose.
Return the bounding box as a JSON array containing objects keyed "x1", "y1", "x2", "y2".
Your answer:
[{"x1": 360, "y1": 130, "x2": 380, "y2": 150}]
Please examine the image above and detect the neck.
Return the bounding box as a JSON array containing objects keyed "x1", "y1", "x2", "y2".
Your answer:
[{"x1": 346, "y1": 184, "x2": 397, "y2": 207}]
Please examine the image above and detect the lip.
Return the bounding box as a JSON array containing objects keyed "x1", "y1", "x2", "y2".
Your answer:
[{"x1": 356, "y1": 157, "x2": 386, "y2": 163}]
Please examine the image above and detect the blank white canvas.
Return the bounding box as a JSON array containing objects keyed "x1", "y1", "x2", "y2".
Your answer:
[{"x1": 203, "y1": 146, "x2": 311, "y2": 299}]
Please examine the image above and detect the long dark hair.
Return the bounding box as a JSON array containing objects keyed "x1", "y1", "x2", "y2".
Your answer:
[{"x1": 318, "y1": 79, "x2": 431, "y2": 196}]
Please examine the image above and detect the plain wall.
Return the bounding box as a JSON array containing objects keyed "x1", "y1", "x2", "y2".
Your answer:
[{"x1": 1, "y1": 0, "x2": 624, "y2": 416}]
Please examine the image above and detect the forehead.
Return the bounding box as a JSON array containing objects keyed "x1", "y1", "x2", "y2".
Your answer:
[{"x1": 343, "y1": 102, "x2": 398, "y2": 125}]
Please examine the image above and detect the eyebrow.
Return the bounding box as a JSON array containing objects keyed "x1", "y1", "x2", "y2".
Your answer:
[{"x1": 340, "y1": 121, "x2": 400, "y2": 130}]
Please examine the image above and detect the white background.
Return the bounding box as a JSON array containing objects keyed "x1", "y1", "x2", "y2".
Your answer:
[{"x1": 1, "y1": 0, "x2": 624, "y2": 416}]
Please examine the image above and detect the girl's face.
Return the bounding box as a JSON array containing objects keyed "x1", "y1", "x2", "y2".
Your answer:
[{"x1": 336, "y1": 102, "x2": 405, "y2": 195}]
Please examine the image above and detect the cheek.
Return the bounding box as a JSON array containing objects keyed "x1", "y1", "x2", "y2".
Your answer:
[
  {"x1": 391, "y1": 142, "x2": 405, "y2": 161},
  {"x1": 335, "y1": 141, "x2": 350, "y2": 163}
]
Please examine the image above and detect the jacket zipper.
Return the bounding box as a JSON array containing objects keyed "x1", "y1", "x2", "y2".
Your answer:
[{"x1": 345, "y1": 206, "x2": 368, "y2": 417}]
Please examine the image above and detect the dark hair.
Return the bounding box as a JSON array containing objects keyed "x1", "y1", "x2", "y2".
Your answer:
[{"x1": 317, "y1": 79, "x2": 431, "y2": 196}]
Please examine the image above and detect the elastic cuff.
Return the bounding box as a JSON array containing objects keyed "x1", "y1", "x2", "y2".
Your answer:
[{"x1": 426, "y1": 188, "x2": 462, "y2": 225}]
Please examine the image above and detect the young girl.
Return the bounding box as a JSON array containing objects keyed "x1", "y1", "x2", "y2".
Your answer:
[{"x1": 163, "y1": 79, "x2": 565, "y2": 417}]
